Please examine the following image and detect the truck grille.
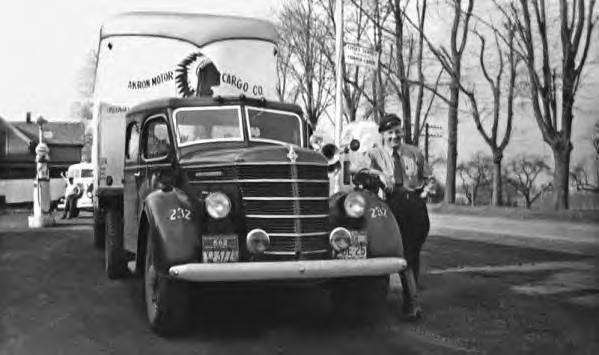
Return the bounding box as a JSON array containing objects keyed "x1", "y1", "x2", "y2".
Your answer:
[{"x1": 239, "y1": 163, "x2": 331, "y2": 258}]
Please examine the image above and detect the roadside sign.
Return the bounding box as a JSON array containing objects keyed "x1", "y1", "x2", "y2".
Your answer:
[{"x1": 344, "y1": 43, "x2": 377, "y2": 69}]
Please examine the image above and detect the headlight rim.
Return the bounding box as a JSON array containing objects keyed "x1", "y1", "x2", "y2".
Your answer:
[
  {"x1": 246, "y1": 228, "x2": 270, "y2": 254},
  {"x1": 343, "y1": 191, "x2": 366, "y2": 218},
  {"x1": 329, "y1": 226, "x2": 352, "y2": 252},
  {"x1": 205, "y1": 191, "x2": 232, "y2": 219}
]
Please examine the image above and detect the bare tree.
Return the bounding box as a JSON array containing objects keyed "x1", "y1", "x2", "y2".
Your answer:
[
  {"x1": 505, "y1": 155, "x2": 552, "y2": 208},
  {"x1": 570, "y1": 163, "x2": 599, "y2": 193},
  {"x1": 457, "y1": 152, "x2": 492, "y2": 206},
  {"x1": 71, "y1": 48, "x2": 98, "y2": 121},
  {"x1": 277, "y1": 0, "x2": 334, "y2": 127},
  {"x1": 275, "y1": 44, "x2": 300, "y2": 103},
  {"x1": 316, "y1": 0, "x2": 368, "y2": 123},
  {"x1": 459, "y1": 25, "x2": 520, "y2": 206},
  {"x1": 423, "y1": 0, "x2": 475, "y2": 204},
  {"x1": 505, "y1": 0, "x2": 598, "y2": 209},
  {"x1": 386, "y1": 0, "x2": 444, "y2": 145}
]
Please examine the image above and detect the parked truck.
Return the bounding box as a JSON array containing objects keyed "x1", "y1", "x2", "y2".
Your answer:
[{"x1": 92, "y1": 12, "x2": 407, "y2": 336}]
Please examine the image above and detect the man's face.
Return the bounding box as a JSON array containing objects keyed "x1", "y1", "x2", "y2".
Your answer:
[{"x1": 382, "y1": 125, "x2": 403, "y2": 149}]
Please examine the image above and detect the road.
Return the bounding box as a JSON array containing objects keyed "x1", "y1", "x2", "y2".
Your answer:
[{"x1": 1, "y1": 212, "x2": 598, "y2": 354}]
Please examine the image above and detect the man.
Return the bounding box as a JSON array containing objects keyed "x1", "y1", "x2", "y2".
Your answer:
[
  {"x1": 369, "y1": 113, "x2": 434, "y2": 320},
  {"x1": 61, "y1": 173, "x2": 80, "y2": 219}
]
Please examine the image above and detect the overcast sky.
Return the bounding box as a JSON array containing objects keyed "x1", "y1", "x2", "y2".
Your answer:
[{"x1": 0, "y1": 0, "x2": 281, "y2": 122}]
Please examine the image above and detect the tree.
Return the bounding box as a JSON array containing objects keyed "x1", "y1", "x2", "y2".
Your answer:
[
  {"x1": 425, "y1": 0, "x2": 475, "y2": 205},
  {"x1": 570, "y1": 162, "x2": 599, "y2": 193},
  {"x1": 460, "y1": 24, "x2": 520, "y2": 206},
  {"x1": 505, "y1": 0, "x2": 598, "y2": 209},
  {"x1": 316, "y1": 0, "x2": 369, "y2": 123},
  {"x1": 71, "y1": 48, "x2": 98, "y2": 121},
  {"x1": 457, "y1": 152, "x2": 492, "y2": 206},
  {"x1": 505, "y1": 155, "x2": 552, "y2": 208},
  {"x1": 277, "y1": 0, "x2": 334, "y2": 127}
]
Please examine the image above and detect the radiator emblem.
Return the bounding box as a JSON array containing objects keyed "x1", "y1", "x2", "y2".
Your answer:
[{"x1": 287, "y1": 145, "x2": 298, "y2": 163}]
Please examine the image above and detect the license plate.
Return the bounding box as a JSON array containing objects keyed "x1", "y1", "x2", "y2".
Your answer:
[
  {"x1": 336, "y1": 231, "x2": 367, "y2": 259},
  {"x1": 202, "y1": 235, "x2": 239, "y2": 263}
]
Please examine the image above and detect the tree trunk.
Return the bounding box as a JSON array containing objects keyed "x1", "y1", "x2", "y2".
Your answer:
[
  {"x1": 444, "y1": 84, "x2": 459, "y2": 204},
  {"x1": 491, "y1": 156, "x2": 503, "y2": 206},
  {"x1": 552, "y1": 144, "x2": 571, "y2": 210}
]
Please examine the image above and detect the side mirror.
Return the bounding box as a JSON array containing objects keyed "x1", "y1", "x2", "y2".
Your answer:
[{"x1": 309, "y1": 133, "x2": 324, "y2": 151}]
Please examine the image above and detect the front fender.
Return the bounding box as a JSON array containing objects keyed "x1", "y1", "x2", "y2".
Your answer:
[
  {"x1": 143, "y1": 187, "x2": 202, "y2": 272},
  {"x1": 329, "y1": 190, "x2": 404, "y2": 258}
]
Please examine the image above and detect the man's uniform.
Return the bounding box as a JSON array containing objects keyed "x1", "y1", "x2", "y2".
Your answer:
[
  {"x1": 367, "y1": 114, "x2": 432, "y2": 319},
  {"x1": 383, "y1": 144, "x2": 431, "y2": 282}
]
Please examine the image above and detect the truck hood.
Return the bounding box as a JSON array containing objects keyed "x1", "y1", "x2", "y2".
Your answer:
[{"x1": 178, "y1": 144, "x2": 327, "y2": 166}]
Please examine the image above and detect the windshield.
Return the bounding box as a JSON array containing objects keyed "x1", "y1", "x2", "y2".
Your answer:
[
  {"x1": 174, "y1": 107, "x2": 243, "y2": 146},
  {"x1": 246, "y1": 107, "x2": 302, "y2": 146}
]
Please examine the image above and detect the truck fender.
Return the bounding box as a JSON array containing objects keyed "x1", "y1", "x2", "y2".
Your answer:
[
  {"x1": 329, "y1": 190, "x2": 404, "y2": 258},
  {"x1": 141, "y1": 187, "x2": 202, "y2": 272}
]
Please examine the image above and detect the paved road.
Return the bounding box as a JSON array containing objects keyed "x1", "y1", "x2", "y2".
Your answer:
[
  {"x1": 1, "y1": 214, "x2": 598, "y2": 354},
  {"x1": 430, "y1": 213, "x2": 599, "y2": 256}
]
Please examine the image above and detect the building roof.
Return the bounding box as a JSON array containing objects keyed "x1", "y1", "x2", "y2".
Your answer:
[
  {"x1": 10, "y1": 121, "x2": 85, "y2": 146},
  {"x1": 100, "y1": 12, "x2": 278, "y2": 47}
]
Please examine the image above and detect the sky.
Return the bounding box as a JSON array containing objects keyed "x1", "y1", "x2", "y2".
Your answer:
[
  {"x1": 0, "y1": 0, "x2": 281, "y2": 122},
  {"x1": 0, "y1": 0, "x2": 596, "y2": 169}
]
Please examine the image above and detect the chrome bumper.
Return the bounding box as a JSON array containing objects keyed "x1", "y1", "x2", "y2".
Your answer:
[{"x1": 169, "y1": 257, "x2": 407, "y2": 282}]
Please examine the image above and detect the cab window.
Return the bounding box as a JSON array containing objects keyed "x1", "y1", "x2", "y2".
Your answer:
[
  {"x1": 125, "y1": 121, "x2": 140, "y2": 161},
  {"x1": 143, "y1": 117, "x2": 170, "y2": 160}
]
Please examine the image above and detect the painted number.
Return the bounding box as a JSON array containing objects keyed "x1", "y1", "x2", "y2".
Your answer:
[
  {"x1": 370, "y1": 206, "x2": 387, "y2": 219},
  {"x1": 169, "y1": 208, "x2": 191, "y2": 221}
]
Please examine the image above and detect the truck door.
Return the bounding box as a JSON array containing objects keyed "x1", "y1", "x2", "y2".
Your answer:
[
  {"x1": 123, "y1": 118, "x2": 141, "y2": 252},
  {"x1": 139, "y1": 114, "x2": 174, "y2": 200}
]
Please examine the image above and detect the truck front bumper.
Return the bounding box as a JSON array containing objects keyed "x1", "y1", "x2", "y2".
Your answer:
[{"x1": 169, "y1": 257, "x2": 406, "y2": 282}]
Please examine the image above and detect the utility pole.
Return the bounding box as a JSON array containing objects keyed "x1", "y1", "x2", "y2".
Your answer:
[
  {"x1": 333, "y1": 0, "x2": 344, "y2": 148},
  {"x1": 425, "y1": 123, "x2": 429, "y2": 164}
]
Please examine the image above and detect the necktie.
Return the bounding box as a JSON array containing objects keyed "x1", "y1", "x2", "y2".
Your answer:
[{"x1": 392, "y1": 149, "x2": 403, "y2": 186}]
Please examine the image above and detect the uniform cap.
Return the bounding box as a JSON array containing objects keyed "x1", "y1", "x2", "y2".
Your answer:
[{"x1": 378, "y1": 113, "x2": 402, "y2": 133}]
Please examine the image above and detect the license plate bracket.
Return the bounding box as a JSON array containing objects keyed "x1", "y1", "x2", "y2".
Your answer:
[{"x1": 202, "y1": 234, "x2": 239, "y2": 263}]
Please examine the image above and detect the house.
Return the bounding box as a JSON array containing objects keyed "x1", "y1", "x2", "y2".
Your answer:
[{"x1": 0, "y1": 113, "x2": 85, "y2": 205}]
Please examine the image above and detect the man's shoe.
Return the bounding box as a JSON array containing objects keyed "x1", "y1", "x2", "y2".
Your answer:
[{"x1": 403, "y1": 306, "x2": 423, "y2": 321}]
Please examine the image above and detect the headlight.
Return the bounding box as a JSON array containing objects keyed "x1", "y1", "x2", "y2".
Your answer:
[
  {"x1": 343, "y1": 192, "x2": 366, "y2": 218},
  {"x1": 205, "y1": 192, "x2": 231, "y2": 219},
  {"x1": 329, "y1": 227, "x2": 351, "y2": 252},
  {"x1": 246, "y1": 229, "x2": 270, "y2": 254}
]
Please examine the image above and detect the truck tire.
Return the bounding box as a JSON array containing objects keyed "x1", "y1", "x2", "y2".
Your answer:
[
  {"x1": 104, "y1": 207, "x2": 127, "y2": 279},
  {"x1": 144, "y1": 231, "x2": 190, "y2": 336},
  {"x1": 329, "y1": 276, "x2": 389, "y2": 321},
  {"x1": 93, "y1": 205, "x2": 105, "y2": 249}
]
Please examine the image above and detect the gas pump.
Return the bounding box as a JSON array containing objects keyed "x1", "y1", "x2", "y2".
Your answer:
[{"x1": 28, "y1": 116, "x2": 55, "y2": 228}]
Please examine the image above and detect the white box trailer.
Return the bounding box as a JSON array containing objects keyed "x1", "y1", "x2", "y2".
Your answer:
[{"x1": 92, "y1": 12, "x2": 280, "y2": 245}]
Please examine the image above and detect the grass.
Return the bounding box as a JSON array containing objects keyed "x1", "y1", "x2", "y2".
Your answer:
[{"x1": 428, "y1": 202, "x2": 599, "y2": 224}]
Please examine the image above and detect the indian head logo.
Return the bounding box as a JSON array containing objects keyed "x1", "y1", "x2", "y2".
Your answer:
[{"x1": 175, "y1": 52, "x2": 221, "y2": 97}]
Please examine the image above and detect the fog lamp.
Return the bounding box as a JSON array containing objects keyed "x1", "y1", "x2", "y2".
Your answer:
[
  {"x1": 343, "y1": 192, "x2": 366, "y2": 218},
  {"x1": 246, "y1": 229, "x2": 270, "y2": 254},
  {"x1": 205, "y1": 192, "x2": 231, "y2": 219},
  {"x1": 329, "y1": 227, "x2": 351, "y2": 252}
]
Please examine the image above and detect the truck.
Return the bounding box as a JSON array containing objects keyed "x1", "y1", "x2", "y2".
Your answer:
[{"x1": 92, "y1": 12, "x2": 408, "y2": 336}]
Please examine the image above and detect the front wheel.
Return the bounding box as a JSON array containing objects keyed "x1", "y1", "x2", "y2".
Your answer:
[
  {"x1": 104, "y1": 207, "x2": 127, "y2": 279},
  {"x1": 144, "y1": 231, "x2": 190, "y2": 337}
]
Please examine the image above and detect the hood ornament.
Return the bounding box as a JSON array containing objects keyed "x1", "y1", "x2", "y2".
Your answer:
[{"x1": 287, "y1": 145, "x2": 298, "y2": 163}]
